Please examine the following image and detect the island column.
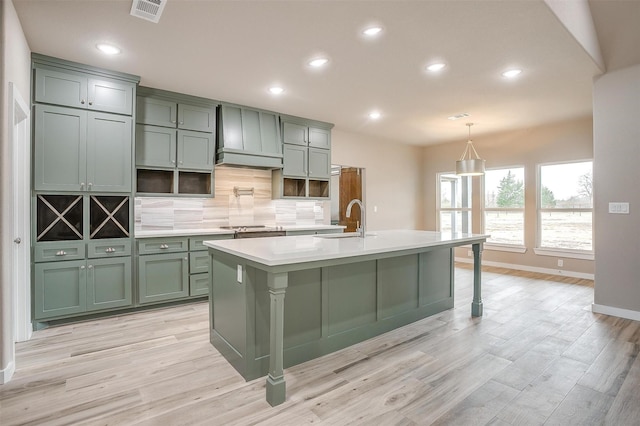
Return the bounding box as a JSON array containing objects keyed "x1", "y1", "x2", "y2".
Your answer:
[
  {"x1": 471, "y1": 242, "x2": 483, "y2": 316},
  {"x1": 266, "y1": 271, "x2": 288, "y2": 406}
]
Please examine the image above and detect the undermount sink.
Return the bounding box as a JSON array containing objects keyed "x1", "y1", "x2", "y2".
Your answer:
[{"x1": 314, "y1": 232, "x2": 377, "y2": 239}]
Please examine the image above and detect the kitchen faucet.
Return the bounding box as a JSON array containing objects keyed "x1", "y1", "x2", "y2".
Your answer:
[{"x1": 346, "y1": 198, "x2": 366, "y2": 237}]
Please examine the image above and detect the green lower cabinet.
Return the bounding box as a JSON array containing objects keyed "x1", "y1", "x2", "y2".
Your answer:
[
  {"x1": 138, "y1": 252, "x2": 189, "y2": 304},
  {"x1": 190, "y1": 273, "x2": 210, "y2": 297},
  {"x1": 34, "y1": 256, "x2": 132, "y2": 320},
  {"x1": 86, "y1": 257, "x2": 132, "y2": 311},
  {"x1": 34, "y1": 260, "x2": 86, "y2": 319}
]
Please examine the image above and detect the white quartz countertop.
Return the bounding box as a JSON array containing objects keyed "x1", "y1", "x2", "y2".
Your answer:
[
  {"x1": 204, "y1": 230, "x2": 488, "y2": 267},
  {"x1": 135, "y1": 224, "x2": 345, "y2": 239}
]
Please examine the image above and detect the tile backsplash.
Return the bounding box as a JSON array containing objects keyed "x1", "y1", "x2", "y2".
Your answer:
[{"x1": 135, "y1": 167, "x2": 329, "y2": 231}]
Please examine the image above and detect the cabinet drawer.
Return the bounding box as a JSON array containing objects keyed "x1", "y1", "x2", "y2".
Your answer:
[
  {"x1": 137, "y1": 237, "x2": 188, "y2": 255},
  {"x1": 190, "y1": 252, "x2": 210, "y2": 274},
  {"x1": 88, "y1": 240, "x2": 132, "y2": 258},
  {"x1": 189, "y1": 234, "x2": 233, "y2": 251},
  {"x1": 189, "y1": 273, "x2": 210, "y2": 297},
  {"x1": 35, "y1": 241, "x2": 85, "y2": 263}
]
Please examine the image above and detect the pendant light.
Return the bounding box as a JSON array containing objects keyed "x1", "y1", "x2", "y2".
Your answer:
[{"x1": 456, "y1": 123, "x2": 485, "y2": 176}]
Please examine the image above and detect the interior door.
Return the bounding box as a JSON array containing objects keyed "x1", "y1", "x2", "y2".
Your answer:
[{"x1": 339, "y1": 167, "x2": 363, "y2": 233}]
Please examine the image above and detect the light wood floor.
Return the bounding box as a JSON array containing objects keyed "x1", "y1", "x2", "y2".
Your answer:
[{"x1": 2, "y1": 265, "x2": 639, "y2": 425}]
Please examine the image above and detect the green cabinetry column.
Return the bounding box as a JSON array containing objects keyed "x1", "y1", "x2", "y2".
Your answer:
[{"x1": 266, "y1": 272, "x2": 288, "y2": 407}]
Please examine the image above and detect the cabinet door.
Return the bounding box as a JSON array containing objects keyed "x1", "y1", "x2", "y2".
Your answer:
[
  {"x1": 177, "y1": 130, "x2": 214, "y2": 171},
  {"x1": 86, "y1": 257, "x2": 132, "y2": 311},
  {"x1": 282, "y1": 122, "x2": 308, "y2": 145},
  {"x1": 259, "y1": 111, "x2": 281, "y2": 156},
  {"x1": 138, "y1": 252, "x2": 189, "y2": 304},
  {"x1": 308, "y1": 147, "x2": 331, "y2": 178},
  {"x1": 34, "y1": 260, "x2": 86, "y2": 319},
  {"x1": 135, "y1": 125, "x2": 177, "y2": 168},
  {"x1": 190, "y1": 251, "x2": 210, "y2": 274},
  {"x1": 87, "y1": 78, "x2": 134, "y2": 115},
  {"x1": 86, "y1": 112, "x2": 132, "y2": 192},
  {"x1": 308, "y1": 127, "x2": 331, "y2": 149},
  {"x1": 137, "y1": 96, "x2": 177, "y2": 127},
  {"x1": 34, "y1": 105, "x2": 87, "y2": 192},
  {"x1": 34, "y1": 67, "x2": 87, "y2": 109},
  {"x1": 283, "y1": 144, "x2": 308, "y2": 177},
  {"x1": 189, "y1": 273, "x2": 210, "y2": 297},
  {"x1": 178, "y1": 103, "x2": 215, "y2": 132}
]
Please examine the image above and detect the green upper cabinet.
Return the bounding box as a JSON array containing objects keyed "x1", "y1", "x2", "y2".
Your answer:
[
  {"x1": 274, "y1": 115, "x2": 333, "y2": 199},
  {"x1": 282, "y1": 122, "x2": 331, "y2": 149},
  {"x1": 136, "y1": 96, "x2": 215, "y2": 133},
  {"x1": 135, "y1": 125, "x2": 177, "y2": 169},
  {"x1": 178, "y1": 130, "x2": 215, "y2": 170},
  {"x1": 34, "y1": 104, "x2": 132, "y2": 192},
  {"x1": 216, "y1": 103, "x2": 283, "y2": 168},
  {"x1": 34, "y1": 66, "x2": 134, "y2": 115}
]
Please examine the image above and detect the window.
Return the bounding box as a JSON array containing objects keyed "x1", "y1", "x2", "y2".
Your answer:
[
  {"x1": 483, "y1": 167, "x2": 525, "y2": 247},
  {"x1": 537, "y1": 161, "x2": 593, "y2": 253},
  {"x1": 437, "y1": 173, "x2": 471, "y2": 234}
]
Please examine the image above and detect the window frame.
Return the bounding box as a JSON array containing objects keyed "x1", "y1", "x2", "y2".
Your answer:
[
  {"x1": 535, "y1": 159, "x2": 594, "y2": 259},
  {"x1": 481, "y1": 165, "x2": 527, "y2": 252},
  {"x1": 436, "y1": 171, "x2": 472, "y2": 234}
]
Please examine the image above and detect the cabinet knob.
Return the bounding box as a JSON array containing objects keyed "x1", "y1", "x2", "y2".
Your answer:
[
  {"x1": 179, "y1": 161, "x2": 183, "y2": 165},
  {"x1": 80, "y1": 182, "x2": 85, "y2": 189},
  {"x1": 89, "y1": 101, "x2": 93, "y2": 106},
  {"x1": 88, "y1": 265, "x2": 93, "y2": 269},
  {"x1": 14, "y1": 238, "x2": 21, "y2": 244},
  {"x1": 80, "y1": 265, "x2": 85, "y2": 270},
  {"x1": 88, "y1": 183, "x2": 93, "y2": 189},
  {"x1": 160, "y1": 244, "x2": 169, "y2": 249},
  {"x1": 179, "y1": 121, "x2": 184, "y2": 125},
  {"x1": 171, "y1": 160, "x2": 176, "y2": 165},
  {"x1": 184, "y1": 257, "x2": 188, "y2": 261},
  {"x1": 55, "y1": 250, "x2": 67, "y2": 256},
  {"x1": 81, "y1": 99, "x2": 85, "y2": 105},
  {"x1": 105, "y1": 247, "x2": 116, "y2": 253}
]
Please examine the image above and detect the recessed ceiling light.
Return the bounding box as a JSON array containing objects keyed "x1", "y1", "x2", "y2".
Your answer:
[
  {"x1": 268, "y1": 86, "x2": 284, "y2": 95},
  {"x1": 427, "y1": 63, "x2": 446, "y2": 72},
  {"x1": 369, "y1": 111, "x2": 382, "y2": 120},
  {"x1": 363, "y1": 26, "x2": 383, "y2": 36},
  {"x1": 309, "y1": 58, "x2": 329, "y2": 68},
  {"x1": 502, "y1": 69, "x2": 522, "y2": 78},
  {"x1": 96, "y1": 43, "x2": 121, "y2": 55}
]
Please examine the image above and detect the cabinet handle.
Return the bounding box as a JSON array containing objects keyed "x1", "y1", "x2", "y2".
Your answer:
[
  {"x1": 55, "y1": 250, "x2": 67, "y2": 256},
  {"x1": 160, "y1": 244, "x2": 169, "y2": 249},
  {"x1": 105, "y1": 247, "x2": 116, "y2": 253}
]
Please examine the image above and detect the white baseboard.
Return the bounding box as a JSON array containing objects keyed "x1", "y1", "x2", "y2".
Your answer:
[
  {"x1": 454, "y1": 257, "x2": 595, "y2": 280},
  {"x1": 0, "y1": 361, "x2": 15, "y2": 384},
  {"x1": 592, "y1": 303, "x2": 640, "y2": 322}
]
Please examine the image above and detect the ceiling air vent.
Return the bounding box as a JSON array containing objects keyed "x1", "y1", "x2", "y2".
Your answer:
[{"x1": 130, "y1": 0, "x2": 167, "y2": 23}]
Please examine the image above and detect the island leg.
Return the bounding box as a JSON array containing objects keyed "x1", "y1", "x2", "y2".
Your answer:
[
  {"x1": 471, "y1": 242, "x2": 483, "y2": 317},
  {"x1": 266, "y1": 271, "x2": 288, "y2": 406}
]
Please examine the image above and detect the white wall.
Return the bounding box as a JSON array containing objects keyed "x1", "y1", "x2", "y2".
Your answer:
[
  {"x1": 1, "y1": 0, "x2": 31, "y2": 382},
  {"x1": 331, "y1": 128, "x2": 424, "y2": 231},
  {"x1": 592, "y1": 63, "x2": 640, "y2": 320}
]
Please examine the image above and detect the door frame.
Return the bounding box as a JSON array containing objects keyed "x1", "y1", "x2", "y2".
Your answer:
[{"x1": 10, "y1": 82, "x2": 32, "y2": 345}]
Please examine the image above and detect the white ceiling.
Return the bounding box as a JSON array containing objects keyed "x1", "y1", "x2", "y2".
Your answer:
[{"x1": 12, "y1": 0, "x2": 640, "y2": 146}]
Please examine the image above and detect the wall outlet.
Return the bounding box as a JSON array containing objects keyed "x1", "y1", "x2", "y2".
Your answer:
[
  {"x1": 237, "y1": 264, "x2": 243, "y2": 283},
  {"x1": 609, "y1": 202, "x2": 630, "y2": 214},
  {"x1": 557, "y1": 259, "x2": 563, "y2": 267}
]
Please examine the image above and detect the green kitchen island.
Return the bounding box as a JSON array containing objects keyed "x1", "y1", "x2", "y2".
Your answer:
[{"x1": 204, "y1": 230, "x2": 487, "y2": 406}]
